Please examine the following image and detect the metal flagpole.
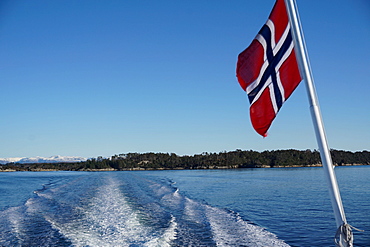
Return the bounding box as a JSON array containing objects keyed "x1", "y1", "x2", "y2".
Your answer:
[{"x1": 283, "y1": 0, "x2": 353, "y2": 246}]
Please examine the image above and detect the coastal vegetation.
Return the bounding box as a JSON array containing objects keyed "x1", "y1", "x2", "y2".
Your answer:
[{"x1": 1, "y1": 149, "x2": 369, "y2": 172}]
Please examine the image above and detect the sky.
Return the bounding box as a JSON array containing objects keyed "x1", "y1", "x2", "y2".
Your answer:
[{"x1": 1, "y1": 0, "x2": 369, "y2": 159}]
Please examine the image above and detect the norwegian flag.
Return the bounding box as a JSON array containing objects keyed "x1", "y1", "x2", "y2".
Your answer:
[{"x1": 236, "y1": 0, "x2": 302, "y2": 137}]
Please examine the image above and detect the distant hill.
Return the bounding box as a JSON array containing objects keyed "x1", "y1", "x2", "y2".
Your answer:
[{"x1": 0, "y1": 155, "x2": 87, "y2": 164}]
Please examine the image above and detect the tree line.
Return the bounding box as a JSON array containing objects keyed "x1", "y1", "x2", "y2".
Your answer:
[{"x1": 1, "y1": 149, "x2": 369, "y2": 172}]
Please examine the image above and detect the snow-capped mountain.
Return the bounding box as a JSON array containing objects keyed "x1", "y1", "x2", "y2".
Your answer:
[{"x1": 0, "y1": 155, "x2": 87, "y2": 164}]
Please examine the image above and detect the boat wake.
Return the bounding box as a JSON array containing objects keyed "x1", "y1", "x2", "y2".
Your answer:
[{"x1": 0, "y1": 172, "x2": 289, "y2": 246}]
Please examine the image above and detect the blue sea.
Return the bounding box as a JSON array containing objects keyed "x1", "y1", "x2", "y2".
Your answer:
[{"x1": 0, "y1": 166, "x2": 369, "y2": 247}]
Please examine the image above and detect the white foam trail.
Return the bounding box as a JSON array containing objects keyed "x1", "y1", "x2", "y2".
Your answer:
[
  {"x1": 160, "y1": 187, "x2": 183, "y2": 210},
  {"x1": 184, "y1": 197, "x2": 204, "y2": 224},
  {"x1": 51, "y1": 177, "x2": 148, "y2": 246},
  {"x1": 3, "y1": 173, "x2": 291, "y2": 246},
  {"x1": 205, "y1": 205, "x2": 290, "y2": 247},
  {"x1": 144, "y1": 215, "x2": 178, "y2": 247},
  {"x1": 0, "y1": 207, "x2": 24, "y2": 245},
  {"x1": 46, "y1": 176, "x2": 176, "y2": 247}
]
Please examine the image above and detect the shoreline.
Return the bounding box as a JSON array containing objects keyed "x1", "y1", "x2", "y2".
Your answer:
[
  {"x1": 0, "y1": 163, "x2": 368, "y2": 172},
  {"x1": 1, "y1": 149, "x2": 368, "y2": 172}
]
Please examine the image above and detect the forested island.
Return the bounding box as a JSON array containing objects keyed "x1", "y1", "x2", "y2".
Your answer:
[{"x1": 1, "y1": 149, "x2": 369, "y2": 172}]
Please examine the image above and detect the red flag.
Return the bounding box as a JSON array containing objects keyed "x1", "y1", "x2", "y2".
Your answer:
[{"x1": 236, "y1": 0, "x2": 301, "y2": 137}]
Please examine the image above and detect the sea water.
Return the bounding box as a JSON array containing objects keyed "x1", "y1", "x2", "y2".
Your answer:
[{"x1": 0, "y1": 166, "x2": 368, "y2": 246}]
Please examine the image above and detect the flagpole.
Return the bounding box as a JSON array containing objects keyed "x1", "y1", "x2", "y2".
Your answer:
[{"x1": 284, "y1": 0, "x2": 352, "y2": 246}]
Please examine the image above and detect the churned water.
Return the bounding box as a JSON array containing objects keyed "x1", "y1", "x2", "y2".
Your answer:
[{"x1": 0, "y1": 166, "x2": 369, "y2": 246}]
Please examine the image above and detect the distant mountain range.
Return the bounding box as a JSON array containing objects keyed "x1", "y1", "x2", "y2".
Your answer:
[{"x1": 0, "y1": 155, "x2": 87, "y2": 164}]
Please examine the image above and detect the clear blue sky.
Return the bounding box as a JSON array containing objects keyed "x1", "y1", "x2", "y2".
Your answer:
[{"x1": 1, "y1": 0, "x2": 369, "y2": 158}]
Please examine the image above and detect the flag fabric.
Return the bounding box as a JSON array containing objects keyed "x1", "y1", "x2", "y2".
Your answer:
[{"x1": 236, "y1": 0, "x2": 302, "y2": 137}]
